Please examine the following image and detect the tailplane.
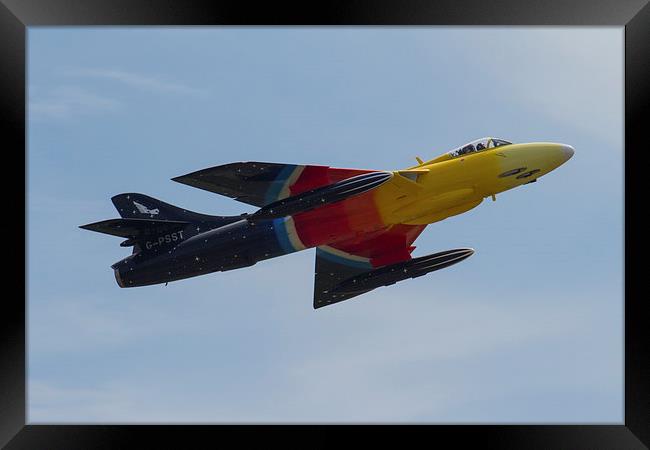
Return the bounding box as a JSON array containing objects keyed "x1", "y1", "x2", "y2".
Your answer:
[{"x1": 79, "y1": 218, "x2": 190, "y2": 249}]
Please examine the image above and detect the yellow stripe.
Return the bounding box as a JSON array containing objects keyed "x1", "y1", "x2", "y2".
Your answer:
[
  {"x1": 284, "y1": 216, "x2": 306, "y2": 251},
  {"x1": 278, "y1": 166, "x2": 305, "y2": 200},
  {"x1": 318, "y1": 245, "x2": 370, "y2": 263}
]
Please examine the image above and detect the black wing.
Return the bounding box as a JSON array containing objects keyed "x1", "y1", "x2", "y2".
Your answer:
[
  {"x1": 314, "y1": 247, "x2": 475, "y2": 309},
  {"x1": 172, "y1": 162, "x2": 304, "y2": 207},
  {"x1": 172, "y1": 162, "x2": 376, "y2": 207}
]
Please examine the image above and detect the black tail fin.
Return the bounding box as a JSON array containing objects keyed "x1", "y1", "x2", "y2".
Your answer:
[
  {"x1": 82, "y1": 194, "x2": 243, "y2": 253},
  {"x1": 111, "y1": 193, "x2": 237, "y2": 223}
]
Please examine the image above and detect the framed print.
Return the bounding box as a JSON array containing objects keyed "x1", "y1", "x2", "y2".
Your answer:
[{"x1": 2, "y1": 0, "x2": 648, "y2": 447}]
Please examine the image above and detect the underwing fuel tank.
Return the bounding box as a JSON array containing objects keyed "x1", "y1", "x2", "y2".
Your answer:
[
  {"x1": 247, "y1": 171, "x2": 393, "y2": 222},
  {"x1": 332, "y1": 248, "x2": 475, "y2": 295}
]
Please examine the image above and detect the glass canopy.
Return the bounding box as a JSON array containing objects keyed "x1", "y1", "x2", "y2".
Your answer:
[{"x1": 447, "y1": 137, "x2": 512, "y2": 158}]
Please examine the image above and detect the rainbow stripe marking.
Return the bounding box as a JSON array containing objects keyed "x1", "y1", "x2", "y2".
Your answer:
[
  {"x1": 316, "y1": 245, "x2": 373, "y2": 269},
  {"x1": 264, "y1": 165, "x2": 304, "y2": 205},
  {"x1": 273, "y1": 216, "x2": 306, "y2": 253}
]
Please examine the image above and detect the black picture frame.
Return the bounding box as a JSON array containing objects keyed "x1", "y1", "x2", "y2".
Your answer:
[{"x1": 2, "y1": 0, "x2": 647, "y2": 447}]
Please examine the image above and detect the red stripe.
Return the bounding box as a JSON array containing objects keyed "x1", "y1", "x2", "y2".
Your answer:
[{"x1": 282, "y1": 165, "x2": 425, "y2": 265}]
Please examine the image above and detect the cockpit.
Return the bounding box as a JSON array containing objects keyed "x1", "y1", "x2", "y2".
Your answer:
[{"x1": 447, "y1": 137, "x2": 512, "y2": 158}]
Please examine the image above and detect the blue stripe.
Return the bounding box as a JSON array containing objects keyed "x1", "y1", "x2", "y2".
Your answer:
[
  {"x1": 316, "y1": 248, "x2": 373, "y2": 269},
  {"x1": 264, "y1": 165, "x2": 298, "y2": 205},
  {"x1": 273, "y1": 218, "x2": 296, "y2": 254}
]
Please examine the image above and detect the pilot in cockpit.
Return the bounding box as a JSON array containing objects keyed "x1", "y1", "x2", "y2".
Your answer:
[
  {"x1": 447, "y1": 138, "x2": 512, "y2": 159},
  {"x1": 458, "y1": 144, "x2": 475, "y2": 155}
]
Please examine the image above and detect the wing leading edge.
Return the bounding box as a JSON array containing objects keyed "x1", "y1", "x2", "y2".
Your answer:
[
  {"x1": 313, "y1": 224, "x2": 475, "y2": 308},
  {"x1": 314, "y1": 224, "x2": 425, "y2": 308},
  {"x1": 172, "y1": 162, "x2": 376, "y2": 207},
  {"x1": 314, "y1": 247, "x2": 475, "y2": 308}
]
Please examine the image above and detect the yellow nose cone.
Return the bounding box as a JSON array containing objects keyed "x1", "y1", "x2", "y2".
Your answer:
[
  {"x1": 523, "y1": 143, "x2": 574, "y2": 172},
  {"x1": 559, "y1": 144, "x2": 575, "y2": 161}
]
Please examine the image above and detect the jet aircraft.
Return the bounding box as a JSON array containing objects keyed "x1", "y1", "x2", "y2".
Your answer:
[{"x1": 81, "y1": 138, "x2": 574, "y2": 308}]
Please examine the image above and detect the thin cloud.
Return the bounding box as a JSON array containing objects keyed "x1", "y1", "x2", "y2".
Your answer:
[
  {"x1": 64, "y1": 68, "x2": 206, "y2": 95},
  {"x1": 29, "y1": 86, "x2": 120, "y2": 119}
]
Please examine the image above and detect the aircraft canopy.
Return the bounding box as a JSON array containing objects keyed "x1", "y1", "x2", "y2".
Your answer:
[{"x1": 448, "y1": 137, "x2": 512, "y2": 158}]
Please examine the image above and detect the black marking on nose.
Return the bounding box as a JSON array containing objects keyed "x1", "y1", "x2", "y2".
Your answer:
[
  {"x1": 499, "y1": 167, "x2": 527, "y2": 178},
  {"x1": 516, "y1": 169, "x2": 541, "y2": 179}
]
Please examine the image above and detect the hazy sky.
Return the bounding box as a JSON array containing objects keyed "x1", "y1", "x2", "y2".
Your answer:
[{"x1": 27, "y1": 27, "x2": 623, "y2": 423}]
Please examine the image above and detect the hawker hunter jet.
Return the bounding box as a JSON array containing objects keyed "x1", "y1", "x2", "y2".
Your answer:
[{"x1": 81, "y1": 138, "x2": 574, "y2": 308}]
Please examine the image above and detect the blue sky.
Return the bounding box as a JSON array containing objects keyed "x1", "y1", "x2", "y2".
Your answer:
[{"x1": 27, "y1": 27, "x2": 623, "y2": 423}]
